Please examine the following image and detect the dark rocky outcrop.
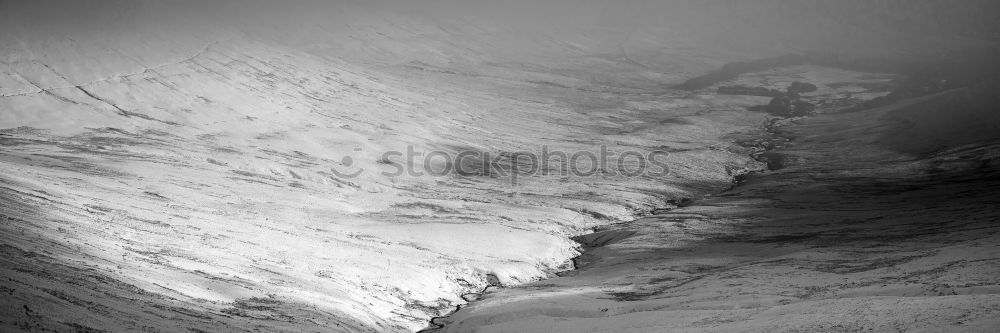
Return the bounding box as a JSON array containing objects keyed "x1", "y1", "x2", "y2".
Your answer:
[
  {"x1": 717, "y1": 85, "x2": 784, "y2": 97},
  {"x1": 787, "y1": 81, "x2": 818, "y2": 94},
  {"x1": 717, "y1": 81, "x2": 818, "y2": 117},
  {"x1": 750, "y1": 95, "x2": 816, "y2": 117}
]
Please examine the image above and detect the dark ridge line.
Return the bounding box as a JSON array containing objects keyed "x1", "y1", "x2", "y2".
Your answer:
[
  {"x1": 676, "y1": 54, "x2": 808, "y2": 90},
  {"x1": 75, "y1": 86, "x2": 130, "y2": 115},
  {"x1": 676, "y1": 47, "x2": 1000, "y2": 92},
  {"x1": 75, "y1": 86, "x2": 180, "y2": 126}
]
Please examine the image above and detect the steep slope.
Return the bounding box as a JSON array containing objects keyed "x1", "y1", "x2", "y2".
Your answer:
[{"x1": 1, "y1": 2, "x2": 766, "y2": 332}]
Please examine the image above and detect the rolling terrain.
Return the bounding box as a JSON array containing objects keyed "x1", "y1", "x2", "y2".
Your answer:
[{"x1": 2, "y1": 1, "x2": 999, "y2": 332}]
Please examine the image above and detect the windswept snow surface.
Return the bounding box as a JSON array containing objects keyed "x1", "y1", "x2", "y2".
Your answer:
[
  {"x1": 2, "y1": 1, "x2": 998, "y2": 332},
  {"x1": 0, "y1": 3, "x2": 770, "y2": 332}
]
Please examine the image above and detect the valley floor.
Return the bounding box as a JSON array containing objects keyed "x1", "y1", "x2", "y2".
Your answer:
[{"x1": 436, "y1": 84, "x2": 1000, "y2": 332}]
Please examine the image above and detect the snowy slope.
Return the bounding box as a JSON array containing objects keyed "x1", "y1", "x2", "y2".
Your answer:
[
  {"x1": 3, "y1": 1, "x2": 997, "y2": 332},
  {"x1": 0, "y1": 2, "x2": 768, "y2": 331}
]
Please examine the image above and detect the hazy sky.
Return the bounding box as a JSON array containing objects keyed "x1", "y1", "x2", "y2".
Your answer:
[
  {"x1": 3, "y1": 0, "x2": 997, "y2": 60},
  {"x1": 5, "y1": 0, "x2": 997, "y2": 32}
]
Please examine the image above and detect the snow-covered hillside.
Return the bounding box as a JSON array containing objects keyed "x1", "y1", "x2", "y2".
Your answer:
[
  {"x1": 0, "y1": 2, "x2": 769, "y2": 331},
  {"x1": 2, "y1": 1, "x2": 998, "y2": 332}
]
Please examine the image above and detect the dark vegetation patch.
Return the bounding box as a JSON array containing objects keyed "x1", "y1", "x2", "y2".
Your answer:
[
  {"x1": 59, "y1": 322, "x2": 109, "y2": 333},
  {"x1": 0, "y1": 136, "x2": 42, "y2": 147},
  {"x1": 230, "y1": 170, "x2": 280, "y2": 181},
  {"x1": 572, "y1": 229, "x2": 637, "y2": 248},
  {"x1": 747, "y1": 96, "x2": 815, "y2": 117},
  {"x1": 568, "y1": 208, "x2": 612, "y2": 221},
  {"x1": 678, "y1": 54, "x2": 807, "y2": 90},
  {"x1": 754, "y1": 152, "x2": 790, "y2": 170},
  {"x1": 787, "y1": 81, "x2": 818, "y2": 94},
  {"x1": 717, "y1": 85, "x2": 784, "y2": 98},
  {"x1": 391, "y1": 202, "x2": 460, "y2": 214},
  {"x1": 206, "y1": 158, "x2": 228, "y2": 166},
  {"x1": 658, "y1": 117, "x2": 695, "y2": 125},
  {"x1": 711, "y1": 232, "x2": 823, "y2": 244},
  {"x1": 813, "y1": 254, "x2": 929, "y2": 274}
]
